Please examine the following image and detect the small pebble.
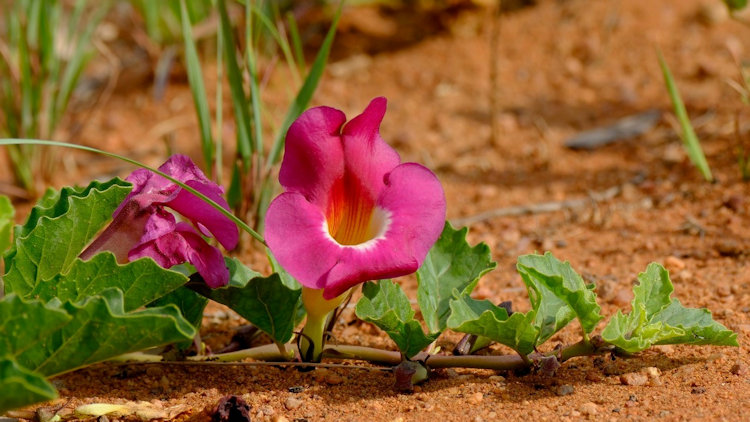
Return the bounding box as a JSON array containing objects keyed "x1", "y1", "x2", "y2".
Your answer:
[
  {"x1": 691, "y1": 386, "x2": 706, "y2": 394},
  {"x1": 284, "y1": 397, "x2": 303, "y2": 410},
  {"x1": 642, "y1": 367, "x2": 662, "y2": 386},
  {"x1": 468, "y1": 392, "x2": 484, "y2": 405},
  {"x1": 664, "y1": 256, "x2": 686, "y2": 272},
  {"x1": 556, "y1": 384, "x2": 575, "y2": 396},
  {"x1": 579, "y1": 402, "x2": 598, "y2": 416},
  {"x1": 730, "y1": 362, "x2": 748, "y2": 376},
  {"x1": 325, "y1": 374, "x2": 344, "y2": 385},
  {"x1": 620, "y1": 373, "x2": 648, "y2": 386},
  {"x1": 272, "y1": 416, "x2": 290, "y2": 422},
  {"x1": 288, "y1": 386, "x2": 305, "y2": 394}
]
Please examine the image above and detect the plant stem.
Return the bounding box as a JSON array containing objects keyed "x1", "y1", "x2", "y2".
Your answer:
[{"x1": 187, "y1": 343, "x2": 294, "y2": 362}]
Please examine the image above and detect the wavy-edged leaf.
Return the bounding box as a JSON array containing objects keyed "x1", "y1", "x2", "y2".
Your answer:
[
  {"x1": 517, "y1": 252, "x2": 602, "y2": 344},
  {"x1": 602, "y1": 263, "x2": 738, "y2": 353},
  {"x1": 1, "y1": 289, "x2": 194, "y2": 377},
  {"x1": 356, "y1": 280, "x2": 437, "y2": 358},
  {"x1": 417, "y1": 223, "x2": 497, "y2": 334},
  {"x1": 0, "y1": 356, "x2": 57, "y2": 414},
  {"x1": 29, "y1": 253, "x2": 188, "y2": 311},
  {"x1": 190, "y1": 259, "x2": 300, "y2": 343},
  {"x1": 447, "y1": 294, "x2": 538, "y2": 356},
  {"x1": 4, "y1": 178, "x2": 131, "y2": 296}
]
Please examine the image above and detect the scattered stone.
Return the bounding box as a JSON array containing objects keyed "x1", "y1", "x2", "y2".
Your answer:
[
  {"x1": 620, "y1": 373, "x2": 648, "y2": 386},
  {"x1": 612, "y1": 289, "x2": 633, "y2": 307},
  {"x1": 324, "y1": 374, "x2": 344, "y2": 385},
  {"x1": 664, "y1": 256, "x2": 686, "y2": 272},
  {"x1": 603, "y1": 363, "x2": 621, "y2": 376},
  {"x1": 488, "y1": 375, "x2": 505, "y2": 382},
  {"x1": 468, "y1": 392, "x2": 484, "y2": 405},
  {"x1": 642, "y1": 367, "x2": 662, "y2": 386},
  {"x1": 284, "y1": 397, "x2": 304, "y2": 411},
  {"x1": 691, "y1": 386, "x2": 706, "y2": 394},
  {"x1": 716, "y1": 239, "x2": 743, "y2": 257},
  {"x1": 730, "y1": 362, "x2": 748, "y2": 376},
  {"x1": 288, "y1": 386, "x2": 305, "y2": 394},
  {"x1": 723, "y1": 195, "x2": 744, "y2": 212},
  {"x1": 579, "y1": 402, "x2": 598, "y2": 416},
  {"x1": 212, "y1": 396, "x2": 252, "y2": 422},
  {"x1": 272, "y1": 416, "x2": 290, "y2": 422},
  {"x1": 556, "y1": 384, "x2": 575, "y2": 396},
  {"x1": 716, "y1": 286, "x2": 732, "y2": 298},
  {"x1": 586, "y1": 372, "x2": 604, "y2": 382}
]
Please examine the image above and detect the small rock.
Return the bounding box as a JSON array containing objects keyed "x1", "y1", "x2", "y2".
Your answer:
[
  {"x1": 664, "y1": 256, "x2": 686, "y2": 272},
  {"x1": 723, "y1": 195, "x2": 744, "y2": 212},
  {"x1": 488, "y1": 375, "x2": 505, "y2": 382},
  {"x1": 730, "y1": 362, "x2": 748, "y2": 376},
  {"x1": 612, "y1": 289, "x2": 633, "y2": 307},
  {"x1": 716, "y1": 286, "x2": 732, "y2": 298},
  {"x1": 585, "y1": 372, "x2": 603, "y2": 382},
  {"x1": 620, "y1": 373, "x2": 648, "y2": 386},
  {"x1": 284, "y1": 397, "x2": 303, "y2": 410},
  {"x1": 691, "y1": 386, "x2": 706, "y2": 394},
  {"x1": 468, "y1": 392, "x2": 484, "y2": 405},
  {"x1": 603, "y1": 363, "x2": 621, "y2": 376},
  {"x1": 272, "y1": 416, "x2": 290, "y2": 422},
  {"x1": 288, "y1": 386, "x2": 305, "y2": 394},
  {"x1": 579, "y1": 402, "x2": 598, "y2": 416},
  {"x1": 324, "y1": 374, "x2": 344, "y2": 385},
  {"x1": 642, "y1": 367, "x2": 662, "y2": 386},
  {"x1": 716, "y1": 239, "x2": 743, "y2": 257},
  {"x1": 556, "y1": 384, "x2": 575, "y2": 396}
]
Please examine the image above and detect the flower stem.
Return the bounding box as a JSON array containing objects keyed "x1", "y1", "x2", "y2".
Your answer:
[
  {"x1": 187, "y1": 343, "x2": 294, "y2": 362},
  {"x1": 299, "y1": 287, "x2": 347, "y2": 362}
]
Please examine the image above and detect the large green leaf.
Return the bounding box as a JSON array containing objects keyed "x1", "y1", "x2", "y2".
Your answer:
[
  {"x1": 602, "y1": 263, "x2": 738, "y2": 353},
  {"x1": 189, "y1": 259, "x2": 300, "y2": 343},
  {"x1": 3, "y1": 178, "x2": 131, "y2": 296},
  {"x1": 29, "y1": 253, "x2": 188, "y2": 311},
  {"x1": 447, "y1": 294, "x2": 539, "y2": 356},
  {"x1": 356, "y1": 280, "x2": 437, "y2": 358},
  {"x1": 417, "y1": 223, "x2": 496, "y2": 333},
  {"x1": 148, "y1": 285, "x2": 208, "y2": 330},
  {"x1": 0, "y1": 357, "x2": 57, "y2": 414},
  {"x1": 517, "y1": 253, "x2": 602, "y2": 344},
  {"x1": 0, "y1": 290, "x2": 195, "y2": 377},
  {"x1": 0, "y1": 194, "x2": 13, "y2": 254}
]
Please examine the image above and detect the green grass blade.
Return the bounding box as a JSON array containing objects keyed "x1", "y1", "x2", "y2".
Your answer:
[
  {"x1": 252, "y1": 4, "x2": 300, "y2": 86},
  {"x1": 215, "y1": 9, "x2": 224, "y2": 182},
  {"x1": 286, "y1": 11, "x2": 306, "y2": 73},
  {"x1": 658, "y1": 51, "x2": 713, "y2": 182},
  {"x1": 246, "y1": 1, "x2": 264, "y2": 161},
  {"x1": 0, "y1": 138, "x2": 266, "y2": 246},
  {"x1": 265, "y1": 5, "x2": 341, "y2": 170},
  {"x1": 218, "y1": 0, "x2": 254, "y2": 165},
  {"x1": 180, "y1": 0, "x2": 214, "y2": 176}
]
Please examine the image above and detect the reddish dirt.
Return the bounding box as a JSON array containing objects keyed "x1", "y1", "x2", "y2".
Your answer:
[{"x1": 7, "y1": 0, "x2": 750, "y2": 420}]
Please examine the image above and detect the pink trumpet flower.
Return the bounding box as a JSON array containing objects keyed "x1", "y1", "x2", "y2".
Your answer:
[
  {"x1": 81, "y1": 155, "x2": 238, "y2": 288},
  {"x1": 265, "y1": 97, "x2": 446, "y2": 299}
]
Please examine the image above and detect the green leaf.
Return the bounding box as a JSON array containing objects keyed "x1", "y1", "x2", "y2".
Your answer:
[
  {"x1": 447, "y1": 294, "x2": 538, "y2": 356},
  {"x1": 29, "y1": 253, "x2": 188, "y2": 311},
  {"x1": 355, "y1": 280, "x2": 437, "y2": 358},
  {"x1": 517, "y1": 252, "x2": 602, "y2": 344},
  {"x1": 417, "y1": 222, "x2": 497, "y2": 333},
  {"x1": 0, "y1": 194, "x2": 14, "y2": 253},
  {"x1": 0, "y1": 356, "x2": 57, "y2": 414},
  {"x1": 724, "y1": 0, "x2": 748, "y2": 11},
  {"x1": 602, "y1": 263, "x2": 738, "y2": 353},
  {"x1": 148, "y1": 286, "x2": 207, "y2": 330},
  {"x1": 658, "y1": 51, "x2": 713, "y2": 182},
  {"x1": 1, "y1": 289, "x2": 195, "y2": 377},
  {"x1": 4, "y1": 178, "x2": 131, "y2": 296},
  {"x1": 189, "y1": 259, "x2": 301, "y2": 344}
]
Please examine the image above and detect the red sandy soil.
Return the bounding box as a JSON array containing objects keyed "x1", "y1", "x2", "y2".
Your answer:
[{"x1": 5, "y1": 0, "x2": 750, "y2": 420}]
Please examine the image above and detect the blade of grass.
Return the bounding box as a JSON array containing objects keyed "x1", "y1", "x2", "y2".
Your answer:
[
  {"x1": 215, "y1": 7, "x2": 224, "y2": 183},
  {"x1": 180, "y1": 0, "x2": 214, "y2": 176},
  {"x1": 253, "y1": 4, "x2": 300, "y2": 86},
  {"x1": 265, "y1": 4, "x2": 341, "y2": 170},
  {"x1": 245, "y1": 0, "x2": 264, "y2": 187},
  {"x1": 0, "y1": 138, "x2": 266, "y2": 246},
  {"x1": 286, "y1": 11, "x2": 306, "y2": 74},
  {"x1": 658, "y1": 50, "x2": 713, "y2": 182},
  {"x1": 217, "y1": 0, "x2": 254, "y2": 165}
]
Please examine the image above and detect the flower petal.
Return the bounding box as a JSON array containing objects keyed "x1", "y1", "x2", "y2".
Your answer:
[
  {"x1": 129, "y1": 222, "x2": 230, "y2": 288},
  {"x1": 167, "y1": 180, "x2": 238, "y2": 250},
  {"x1": 320, "y1": 163, "x2": 446, "y2": 299},
  {"x1": 341, "y1": 97, "x2": 401, "y2": 201},
  {"x1": 279, "y1": 106, "x2": 347, "y2": 209},
  {"x1": 264, "y1": 192, "x2": 342, "y2": 290}
]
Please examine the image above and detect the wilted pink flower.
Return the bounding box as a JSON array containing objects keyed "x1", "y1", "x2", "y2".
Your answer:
[
  {"x1": 265, "y1": 97, "x2": 446, "y2": 299},
  {"x1": 81, "y1": 155, "x2": 238, "y2": 288}
]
